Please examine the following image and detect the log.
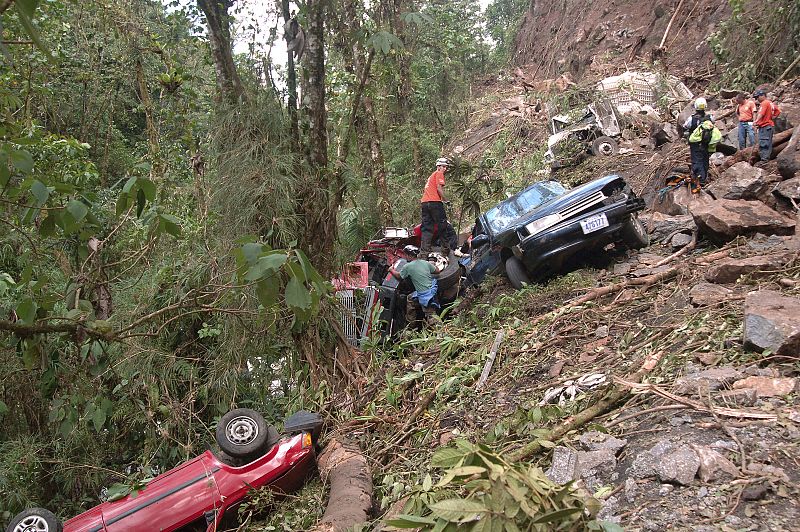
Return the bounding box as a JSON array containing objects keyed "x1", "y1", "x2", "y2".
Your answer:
[
  {"x1": 721, "y1": 127, "x2": 794, "y2": 169},
  {"x1": 310, "y1": 438, "x2": 373, "y2": 532},
  {"x1": 475, "y1": 330, "x2": 505, "y2": 391}
]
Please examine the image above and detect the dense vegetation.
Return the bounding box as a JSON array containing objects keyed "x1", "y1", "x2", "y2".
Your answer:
[{"x1": 0, "y1": 0, "x2": 518, "y2": 519}]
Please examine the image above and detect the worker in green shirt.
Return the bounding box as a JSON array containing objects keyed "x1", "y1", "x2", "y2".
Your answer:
[{"x1": 390, "y1": 245, "x2": 441, "y2": 326}]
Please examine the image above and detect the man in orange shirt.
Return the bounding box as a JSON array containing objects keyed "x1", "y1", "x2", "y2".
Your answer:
[
  {"x1": 734, "y1": 93, "x2": 756, "y2": 149},
  {"x1": 420, "y1": 157, "x2": 456, "y2": 258},
  {"x1": 754, "y1": 89, "x2": 781, "y2": 161}
]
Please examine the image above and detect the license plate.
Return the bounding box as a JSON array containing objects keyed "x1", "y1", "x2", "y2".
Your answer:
[{"x1": 580, "y1": 213, "x2": 609, "y2": 234}]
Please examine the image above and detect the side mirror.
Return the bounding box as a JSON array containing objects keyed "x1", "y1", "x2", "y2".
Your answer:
[{"x1": 471, "y1": 234, "x2": 489, "y2": 248}]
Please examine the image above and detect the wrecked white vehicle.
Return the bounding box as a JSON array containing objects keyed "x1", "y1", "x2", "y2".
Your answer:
[{"x1": 544, "y1": 99, "x2": 622, "y2": 168}]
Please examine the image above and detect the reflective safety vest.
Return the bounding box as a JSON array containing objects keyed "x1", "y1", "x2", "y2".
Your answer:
[{"x1": 688, "y1": 120, "x2": 722, "y2": 152}]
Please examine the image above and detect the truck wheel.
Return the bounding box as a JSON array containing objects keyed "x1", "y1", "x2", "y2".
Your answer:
[
  {"x1": 505, "y1": 257, "x2": 531, "y2": 290},
  {"x1": 432, "y1": 249, "x2": 462, "y2": 290},
  {"x1": 216, "y1": 408, "x2": 272, "y2": 458},
  {"x1": 621, "y1": 215, "x2": 650, "y2": 249},
  {"x1": 591, "y1": 136, "x2": 618, "y2": 157},
  {"x1": 6, "y1": 508, "x2": 62, "y2": 532}
]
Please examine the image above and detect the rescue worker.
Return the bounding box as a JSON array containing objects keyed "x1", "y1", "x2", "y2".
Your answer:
[
  {"x1": 389, "y1": 245, "x2": 440, "y2": 327},
  {"x1": 419, "y1": 157, "x2": 456, "y2": 259},
  {"x1": 734, "y1": 92, "x2": 756, "y2": 150},
  {"x1": 753, "y1": 89, "x2": 781, "y2": 162},
  {"x1": 687, "y1": 115, "x2": 722, "y2": 192},
  {"x1": 683, "y1": 98, "x2": 713, "y2": 190}
]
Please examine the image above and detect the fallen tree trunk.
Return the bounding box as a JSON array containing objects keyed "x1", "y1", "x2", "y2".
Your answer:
[
  {"x1": 722, "y1": 127, "x2": 794, "y2": 169},
  {"x1": 310, "y1": 438, "x2": 373, "y2": 532},
  {"x1": 776, "y1": 124, "x2": 800, "y2": 180}
]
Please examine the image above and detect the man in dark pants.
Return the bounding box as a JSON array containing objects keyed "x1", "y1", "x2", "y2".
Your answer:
[
  {"x1": 389, "y1": 246, "x2": 440, "y2": 327},
  {"x1": 754, "y1": 89, "x2": 780, "y2": 162},
  {"x1": 420, "y1": 157, "x2": 456, "y2": 259},
  {"x1": 682, "y1": 98, "x2": 711, "y2": 190}
]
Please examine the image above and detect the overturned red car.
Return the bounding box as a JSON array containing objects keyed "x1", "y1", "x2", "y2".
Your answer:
[{"x1": 6, "y1": 409, "x2": 322, "y2": 532}]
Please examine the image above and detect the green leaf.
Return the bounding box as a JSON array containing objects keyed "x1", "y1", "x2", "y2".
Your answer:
[
  {"x1": 537, "y1": 439, "x2": 556, "y2": 449},
  {"x1": 531, "y1": 507, "x2": 583, "y2": 524},
  {"x1": 137, "y1": 178, "x2": 156, "y2": 201},
  {"x1": 0, "y1": 400, "x2": 8, "y2": 417},
  {"x1": 136, "y1": 188, "x2": 146, "y2": 217},
  {"x1": 122, "y1": 176, "x2": 137, "y2": 193},
  {"x1": 15, "y1": 0, "x2": 40, "y2": 18},
  {"x1": 431, "y1": 447, "x2": 467, "y2": 468},
  {"x1": 242, "y1": 242, "x2": 264, "y2": 266},
  {"x1": 92, "y1": 406, "x2": 107, "y2": 432},
  {"x1": 39, "y1": 214, "x2": 57, "y2": 237},
  {"x1": 106, "y1": 482, "x2": 132, "y2": 502},
  {"x1": 384, "y1": 515, "x2": 437, "y2": 528},
  {"x1": 59, "y1": 419, "x2": 73, "y2": 439},
  {"x1": 66, "y1": 199, "x2": 88, "y2": 223},
  {"x1": 13, "y1": 4, "x2": 53, "y2": 62},
  {"x1": 244, "y1": 253, "x2": 288, "y2": 281},
  {"x1": 428, "y1": 499, "x2": 487, "y2": 523},
  {"x1": 16, "y1": 298, "x2": 37, "y2": 324},
  {"x1": 10, "y1": 149, "x2": 34, "y2": 173},
  {"x1": 30, "y1": 180, "x2": 49, "y2": 206},
  {"x1": 115, "y1": 192, "x2": 130, "y2": 216},
  {"x1": 256, "y1": 278, "x2": 279, "y2": 308},
  {"x1": 285, "y1": 276, "x2": 311, "y2": 310},
  {"x1": 160, "y1": 214, "x2": 182, "y2": 237}
]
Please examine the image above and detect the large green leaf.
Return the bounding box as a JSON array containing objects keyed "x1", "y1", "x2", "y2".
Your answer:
[
  {"x1": 431, "y1": 446, "x2": 468, "y2": 468},
  {"x1": 137, "y1": 178, "x2": 156, "y2": 201},
  {"x1": 530, "y1": 507, "x2": 582, "y2": 524},
  {"x1": 285, "y1": 276, "x2": 311, "y2": 310},
  {"x1": 384, "y1": 515, "x2": 437, "y2": 528},
  {"x1": 16, "y1": 298, "x2": 37, "y2": 324},
  {"x1": 10, "y1": 149, "x2": 33, "y2": 173},
  {"x1": 244, "y1": 253, "x2": 288, "y2": 282},
  {"x1": 428, "y1": 499, "x2": 487, "y2": 523},
  {"x1": 30, "y1": 180, "x2": 49, "y2": 206},
  {"x1": 66, "y1": 199, "x2": 88, "y2": 222}
]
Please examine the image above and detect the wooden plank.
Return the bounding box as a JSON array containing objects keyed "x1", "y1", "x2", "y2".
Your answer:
[{"x1": 476, "y1": 330, "x2": 505, "y2": 391}]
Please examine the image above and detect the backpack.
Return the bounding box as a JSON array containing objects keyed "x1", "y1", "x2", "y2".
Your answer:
[{"x1": 701, "y1": 126, "x2": 713, "y2": 147}]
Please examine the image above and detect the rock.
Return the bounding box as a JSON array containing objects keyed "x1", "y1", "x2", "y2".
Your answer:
[
  {"x1": 732, "y1": 376, "x2": 797, "y2": 397},
  {"x1": 546, "y1": 446, "x2": 578, "y2": 484},
  {"x1": 671, "y1": 232, "x2": 694, "y2": 249},
  {"x1": 773, "y1": 176, "x2": 800, "y2": 203},
  {"x1": 707, "y1": 162, "x2": 772, "y2": 200},
  {"x1": 578, "y1": 431, "x2": 627, "y2": 453},
  {"x1": 717, "y1": 388, "x2": 758, "y2": 407},
  {"x1": 719, "y1": 88, "x2": 738, "y2": 99},
  {"x1": 745, "y1": 462, "x2": 790, "y2": 483},
  {"x1": 658, "y1": 484, "x2": 674, "y2": 496},
  {"x1": 776, "y1": 125, "x2": 800, "y2": 180},
  {"x1": 654, "y1": 187, "x2": 713, "y2": 216},
  {"x1": 689, "y1": 282, "x2": 733, "y2": 306},
  {"x1": 743, "y1": 290, "x2": 800, "y2": 354},
  {"x1": 689, "y1": 444, "x2": 739, "y2": 483},
  {"x1": 630, "y1": 440, "x2": 700, "y2": 485},
  {"x1": 741, "y1": 483, "x2": 770, "y2": 501},
  {"x1": 655, "y1": 445, "x2": 700, "y2": 485},
  {"x1": 642, "y1": 212, "x2": 696, "y2": 242},
  {"x1": 576, "y1": 449, "x2": 617, "y2": 478},
  {"x1": 612, "y1": 262, "x2": 631, "y2": 275},
  {"x1": 652, "y1": 122, "x2": 679, "y2": 146},
  {"x1": 704, "y1": 252, "x2": 795, "y2": 284},
  {"x1": 690, "y1": 199, "x2": 796, "y2": 242},
  {"x1": 624, "y1": 478, "x2": 639, "y2": 503},
  {"x1": 595, "y1": 325, "x2": 609, "y2": 338},
  {"x1": 674, "y1": 366, "x2": 743, "y2": 395},
  {"x1": 743, "y1": 365, "x2": 779, "y2": 377}
]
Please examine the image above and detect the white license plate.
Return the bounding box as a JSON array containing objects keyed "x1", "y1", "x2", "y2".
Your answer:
[{"x1": 580, "y1": 213, "x2": 609, "y2": 234}]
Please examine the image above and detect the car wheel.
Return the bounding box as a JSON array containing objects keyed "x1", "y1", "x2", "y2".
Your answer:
[
  {"x1": 216, "y1": 408, "x2": 271, "y2": 458},
  {"x1": 621, "y1": 215, "x2": 650, "y2": 249},
  {"x1": 432, "y1": 249, "x2": 462, "y2": 291},
  {"x1": 505, "y1": 256, "x2": 531, "y2": 290},
  {"x1": 6, "y1": 508, "x2": 62, "y2": 532},
  {"x1": 591, "y1": 136, "x2": 618, "y2": 157}
]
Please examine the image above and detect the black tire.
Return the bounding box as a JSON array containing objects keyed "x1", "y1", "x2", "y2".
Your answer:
[
  {"x1": 621, "y1": 215, "x2": 650, "y2": 249},
  {"x1": 432, "y1": 249, "x2": 462, "y2": 291},
  {"x1": 505, "y1": 256, "x2": 531, "y2": 290},
  {"x1": 6, "y1": 508, "x2": 62, "y2": 532},
  {"x1": 216, "y1": 424, "x2": 279, "y2": 466},
  {"x1": 591, "y1": 136, "x2": 618, "y2": 157},
  {"x1": 216, "y1": 408, "x2": 271, "y2": 458}
]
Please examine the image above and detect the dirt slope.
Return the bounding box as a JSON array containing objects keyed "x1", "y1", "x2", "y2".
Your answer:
[{"x1": 512, "y1": 0, "x2": 731, "y2": 83}]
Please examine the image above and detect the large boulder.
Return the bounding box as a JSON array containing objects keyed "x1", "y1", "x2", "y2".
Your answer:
[
  {"x1": 653, "y1": 187, "x2": 713, "y2": 216},
  {"x1": 690, "y1": 199, "x2": 796, "y2": 241},
  {"x1": 642, "y1": 212, "x2": 695, "y2": 242},
  {"x1": 776, "y1": 126, "x2": 800, "y2": 180},
  {"x1": 743, "y1": 290, "x2": 800, "y2": 354},
  {"x1": 704, "y1": 252, "x2": 796, "y2": 284},
  {"x1": 630, "y1": 440, "x2": 700, "y2": 485},
  {"x1": 773, "y1": 176, "x2": 800, "y2": 205},
  {"x1": 707, "y1": 162, "x2": 773, "y2": 200},
  {"x1": 689, "y1": 281, "x2": 733, "y2": 306}
]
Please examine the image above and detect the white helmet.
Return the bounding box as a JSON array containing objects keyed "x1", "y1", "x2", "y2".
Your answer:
[
  {"x1": 694, "y1": 97, "x2": 707, "y2": 111},
  {"x1": 435, "y1": 157, "x2": 450, "y2": 167}
]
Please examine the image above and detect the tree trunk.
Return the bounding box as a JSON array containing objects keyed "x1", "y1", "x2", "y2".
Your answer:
[
  {"x1": 197, "y1": 0, "x2": 246, "y2": 103},
  {"x1": 777, "y1": 125, "x2": 800, "y2": 180},
  {"x1": 281, "y1": 0, "x2": 300, "y2": 150},
  {"x1": 364, "y1": 97, "x2": 393, "y2": 225},
  {"x1": 309, "y1": 438, "x2": 373, "y2": 532}
]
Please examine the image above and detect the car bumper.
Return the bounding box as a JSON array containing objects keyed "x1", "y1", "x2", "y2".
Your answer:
[{"x1": 514, "y1": 198, "x2": 644, "y2": 270}]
